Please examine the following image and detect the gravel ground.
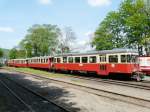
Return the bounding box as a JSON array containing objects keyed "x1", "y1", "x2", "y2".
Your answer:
[
  {"x1": 144, "y1": 76, "x2": 150, "y2": 81},
  {"x1": 0, "y1": 73, "x2": 68, "y2": 112},
  {"x1": 1, "y1": 69, "x2": 150, "y2": 112}
]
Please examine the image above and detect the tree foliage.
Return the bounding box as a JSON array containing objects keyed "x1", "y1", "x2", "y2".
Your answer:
[
  {"x1": 0, "y1": 48, "x2": 3, "y2": 58},
  {"x1": 92, "y1": 0, "x2": 150, "y2": 54},
  {"x1": 9, "y1": 48, "x2": 18, "y2": 59},
  {"x1": 20, "y1": 24, "x2": 61, "y2": 57}
]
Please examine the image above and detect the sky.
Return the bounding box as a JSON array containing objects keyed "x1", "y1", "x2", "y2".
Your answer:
[{"x1": 0, "y1": 0, "x2": 122, "y2": 50}]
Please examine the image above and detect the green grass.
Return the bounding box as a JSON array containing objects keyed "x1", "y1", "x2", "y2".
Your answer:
[{"x1": 4, "y1": 67, "x2": 69, "y2": 78}]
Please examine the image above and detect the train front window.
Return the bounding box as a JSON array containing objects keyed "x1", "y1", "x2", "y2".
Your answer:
[
  {"x1": 109, "y1": 55, "x2": 118, "y2": 63},
  {"x1": 131, "y1": 55, "x2": 137, "y2": 63},
  {"x1": 121, "y1": 55, "x2": 137, "y2": 63}
]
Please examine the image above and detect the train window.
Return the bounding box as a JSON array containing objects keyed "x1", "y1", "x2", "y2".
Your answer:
[
  {"x1": 46, "y1": 59, "x2": 48, "y2": 63},
  {"x1": 63, "y1": 57, "x2": 67, "y2": 63},
  {"x1": 89, "y1": 56, "x2": 96, "y2": 63},
  {"x1": 127, "y1": 55, "x2": 131, "y2": 63},
  {"x1": 54, "y1": 58, "x2": 57, "y2": 63},
  {"x1": 57, "y1": 58, "x2": 61, "y2": 63},
  {"x1": 109, "y1": 55, "x2": 118, "y2": 63},
  {"x1": 131, "y1": 55, "x2": 136, "y2": 63},
  {"x1": 75, "y1": 57, "x2": 80, "y2": 63},
  {"x1": 68, "y1": 57, "x2": 73, "y2": 63},
  {"x1": 50, "y1": 58, "x2": 54, "y2": 62},
  {"x1": 100, "y1": 55, "x2": 106, "y2": 62},
  {"x1": 82, "y1": 57, "x2": 88, "y2": 63},
  {"x1": 121, "y1": 55, "x2": 127, "y2": 63}
]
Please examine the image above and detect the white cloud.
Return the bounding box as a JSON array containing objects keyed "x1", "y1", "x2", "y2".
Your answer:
[
  {"x1": 0, "y1": 27, "x2": 14, "y2": 33},
  {"x1": 87, "y1": 0, "x2": 111, "y2": 7},
  {"x1": 38, "y1": 0, "x2": 52, "y2": 5},
  {"x1": 85, "y1": 31, "x2": 94, "y2": 38}
]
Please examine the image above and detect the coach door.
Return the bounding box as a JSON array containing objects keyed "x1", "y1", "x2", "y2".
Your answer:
[{"x1": 99, "y1": 55, "x2": 107, "y2": 75}]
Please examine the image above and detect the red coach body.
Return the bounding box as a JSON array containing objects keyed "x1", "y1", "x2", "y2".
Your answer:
[
  {"x1": 13, "y1": 59, "x2": 27, "y2": 67},
  {"x1": 27, "y1": 56, "x2": 52, "y2": 69},
  {"x1": 53, "y1": 49, "x2": 139, "y2": 77}
]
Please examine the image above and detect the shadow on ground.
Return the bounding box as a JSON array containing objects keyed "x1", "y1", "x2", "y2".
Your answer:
[{"x1": 0, "y1": 72, "x2": 81, "y2": 112}]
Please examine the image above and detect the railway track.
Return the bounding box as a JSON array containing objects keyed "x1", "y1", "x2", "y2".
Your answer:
[
  {"x1": 63, "y1": 74, "x2": 150, "y2": 91},
  {"x1": 6, "y1": 70, "x2": 150, "y2": 109},
  {"x1": 4, "y1": 67, "x2": 150, "y2": 90},
  {"x1": 12, "y1": 68, "x2": 150, "y2": 90},
  {"x1": 0, "y1": 74, "x2": 70, "y2": 112}
]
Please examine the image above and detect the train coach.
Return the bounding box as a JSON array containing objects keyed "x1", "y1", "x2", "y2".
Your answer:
[
  {"x1": 7, "y1": 49, "x2": 144, "y2": 81},
  {"x1": 27, "y1": 56, "x2": 53, "y2": 69},
  {"x1": 53, "y1": 49, "x2": 143, "y2": 81},
  {"x1": 138, "y1": 56, "x2": 150, "y2": 75},
  {"x1": 7, "y1": 59, "x2": 27, "y2": 67}
]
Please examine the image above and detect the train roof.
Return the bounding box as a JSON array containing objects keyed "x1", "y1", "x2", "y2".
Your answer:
[
  {"x1": 9, "y1": 49, "x2": 138, "y2": 60},
  {"x1": 27, "y1": 56, "x2": 51, "y2": 59},
  {"x1": 55, "y1": 49, "x2": 138, "y2": 57}
]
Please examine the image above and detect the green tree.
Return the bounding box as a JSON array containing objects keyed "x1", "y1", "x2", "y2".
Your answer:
[
  {"x1": 20, "y1": 24, "x2": 61, "y2": 57},
  {"x1": 0, "y1": 48, "x2": 3, "y2": 58},
  {"x1": 9, "y1": 48, "x2": 18, "y2": 59},
  {"x1": 92, "y1": 0, "x2": 150, "y2": 54}
]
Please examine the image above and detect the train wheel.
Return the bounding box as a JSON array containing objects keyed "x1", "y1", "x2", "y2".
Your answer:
[
  {"x1": 132, "y1": 72, "x2": 143, "y2": 82},
  {"x1": 136, "y1": 74, "x2": 142, "y2": 82}
]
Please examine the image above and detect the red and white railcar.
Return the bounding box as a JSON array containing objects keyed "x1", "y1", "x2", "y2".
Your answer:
[
  {"x1": 138, "y1": 56, "x2": 150, "y2": 75},
  {"x1": 27, "y1": 56, "x2": 53, "y2": 69},
  {"x1": 12, "y1": 59, "x2": 27, "y2": 67},
  {"x1": 53, "y1": 49, "x2": 141, "y2": 79},
  {"x1": 7, "y1": 59, "x2": 14, "y2": 67}
]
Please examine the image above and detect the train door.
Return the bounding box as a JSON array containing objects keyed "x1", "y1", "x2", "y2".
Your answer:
[{"x1": 99, "y1": 55, "x2": 107, "y2": 75}]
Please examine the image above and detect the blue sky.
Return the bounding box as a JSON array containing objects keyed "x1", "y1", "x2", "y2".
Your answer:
[{"x1": 0, "y1": 0, "x2": 122, "y2": 49}]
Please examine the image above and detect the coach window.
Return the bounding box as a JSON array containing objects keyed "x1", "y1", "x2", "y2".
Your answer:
[
  {"x1": 63, "y1": 57, "x2": 67, "y2": 63},
  {"x1": 89, "y1": 56, "x2": 96, "y2": 63},
  {"x1": 82, "y1": 57, "x2": 88, "y2": 63},
  {"x1": 57, "y1": 58, "x2": 61, "y2": 63},
  {"x1": 109, "y1": 55, "x2": 118, "y2": 63},
  {"x1": 121, "y1": 55, "x2": 127, "y2": 63},
  {"x1": 75, "y1": 57, "x2": 80, "y2": 63},
  {"x1": 68, "y1": 57, "x2": 73, "y2": 63},
  {"x1": 54, "y1": 58, "x2": 57, "y2": 63},
  {"x1": 36, "y1": 59, "x2": 38, "y2": 63},
  {"x1": 46, "y1": 59, "x2": 48, "y2": 63}
]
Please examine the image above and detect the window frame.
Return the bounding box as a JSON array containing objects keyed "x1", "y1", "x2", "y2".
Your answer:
[{"x1": 109, "y1": 55, "x2": 118, "y2": 63}]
